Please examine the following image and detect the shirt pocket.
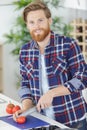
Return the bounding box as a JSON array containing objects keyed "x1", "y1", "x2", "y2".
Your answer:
[{"x1": 51, "y1": 56, "x2": 67, "y2": 76}]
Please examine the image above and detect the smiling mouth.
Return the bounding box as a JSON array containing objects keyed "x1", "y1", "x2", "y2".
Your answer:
[{"x1": 34, "y1": 29, "x2": 43, "y2": 34}]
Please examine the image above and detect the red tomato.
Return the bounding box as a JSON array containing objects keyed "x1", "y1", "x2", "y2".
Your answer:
[
  {"x1": 16, "y1": 116, "x2": 26, "y2": 124},
  {"x1": 12, "y1": 105, "x2": 21, "y2": 113},
  {"x1": 6, "y1": 103, "x2": 15, "y2": 114}
]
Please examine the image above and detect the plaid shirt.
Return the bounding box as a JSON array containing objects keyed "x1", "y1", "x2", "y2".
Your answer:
[{"x1": 19, "y1": 31, "x2": 87, "y2": 127}]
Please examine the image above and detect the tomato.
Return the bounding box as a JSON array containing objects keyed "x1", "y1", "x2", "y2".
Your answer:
[
  {"x1": 16, "y1": 116, "x2": 26, "y2": 124},
  {"x1": 12, "y1": 105, "x2": 21, "y2": 113},
  {"x1": 6, "y1": 103, "x2": 21, "y2": 114},
  {"x1": 6, "y1": 103, "x2": 15, "y2": 114}
]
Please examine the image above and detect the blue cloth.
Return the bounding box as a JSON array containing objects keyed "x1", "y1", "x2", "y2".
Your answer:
[{"x1": 18, "y1": 31, "x2": 87, "y2": 126}]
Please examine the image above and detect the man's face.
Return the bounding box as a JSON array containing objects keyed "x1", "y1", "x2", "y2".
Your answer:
[{"x1": 26, "y1": 10, "x2": 52, "y2": 42}]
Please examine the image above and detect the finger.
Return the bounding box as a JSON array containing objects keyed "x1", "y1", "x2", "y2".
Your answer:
[
  {"x1": 44, "y1": 103, "x2": 49, "y2": 108},
  {"x1": 36, "y1": 103, "x2": 41, "y2": 112},
  {"x1": 13, "y1": 110, "x2": 22, "y2": 121},
  {"x1": 40, "y1": 103, "x2": 45, "y2": 109},
  {"x1": 13, "y1": 113, "x2": 17, "y2": 122}
]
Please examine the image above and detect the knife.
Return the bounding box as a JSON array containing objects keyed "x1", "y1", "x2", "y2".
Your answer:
[
  {"x1": 19, "y1": 106, "x2": 37, "y2": 117},
  {"x1": 18, "y1": 107, "x2": 70, "y2": 129}
]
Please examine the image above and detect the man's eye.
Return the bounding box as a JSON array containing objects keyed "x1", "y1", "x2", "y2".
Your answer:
[
  {"x1": 39, "y1": 19, "x2": 44, "y2": 22},
  {"x1": 29, "y1": 21, "x2": 34, "y2": 25}
]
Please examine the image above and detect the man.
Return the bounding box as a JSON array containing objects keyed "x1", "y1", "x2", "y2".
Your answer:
[{"x1": 13, "y1": 0, "x2": 87, "y2": 130}]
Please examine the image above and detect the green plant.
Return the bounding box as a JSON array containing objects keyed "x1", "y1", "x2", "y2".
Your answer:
[
  {"x1": 4, "y1": 0, "x2": 73, "y2": 56},
  {"x1": 62, "y1": 24, "x2": 74, "y2": 37}
]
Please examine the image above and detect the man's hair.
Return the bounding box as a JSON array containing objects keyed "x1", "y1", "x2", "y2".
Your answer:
[{"x1": 23, "y1": 0, "x2": 51, "y2": 22}]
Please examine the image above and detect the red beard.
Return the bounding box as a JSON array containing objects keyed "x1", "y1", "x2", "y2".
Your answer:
[{"x1": 30, "y1": 27, "x2": 50, "y2": 42}]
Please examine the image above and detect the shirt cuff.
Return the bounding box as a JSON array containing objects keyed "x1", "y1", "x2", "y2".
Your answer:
[
  {"x1": 18, "y1": 87, "x2": 32, "y2": 100},
  {"x1": 64, "y1": 78, "x2": 85, "y2": 93}
]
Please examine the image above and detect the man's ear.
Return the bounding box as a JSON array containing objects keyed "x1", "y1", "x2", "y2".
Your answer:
[{"x1": 49, "y1": 18, "x2": 52, "y2": 25}]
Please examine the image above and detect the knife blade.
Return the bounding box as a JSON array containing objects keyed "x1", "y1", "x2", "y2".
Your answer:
[{"x1": 19, "y1": 106, "x2": 37, "y2": 117}]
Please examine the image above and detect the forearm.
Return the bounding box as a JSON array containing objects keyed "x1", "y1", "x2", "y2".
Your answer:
[
  {"x1": 36, "y1": 85, "x2": 70, "y2": 112},
  {"x1": 49, "y1": 85, "x2": 71, "y2": 98},
  {"x1": 21, "y1": 98, "x2": 34, "y2": 111}
]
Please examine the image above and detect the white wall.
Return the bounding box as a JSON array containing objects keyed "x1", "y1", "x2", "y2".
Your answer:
[
  {"x1": 0, "y1": 0, "x2": 20, "y2": 101},
  {"x1": 0, "y1": 0, "x2": 87, "y2": 102},
  {"x1": 63, "y1": 0, "x2": 87, "y2": 10}
]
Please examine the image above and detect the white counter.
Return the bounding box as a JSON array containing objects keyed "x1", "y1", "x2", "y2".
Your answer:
[{"x1": 0, "y1": 93, "x2": 20, "y2": 130}]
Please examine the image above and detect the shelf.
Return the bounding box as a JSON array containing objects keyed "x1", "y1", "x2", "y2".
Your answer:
[{"x1": 70, "y1": 18, "x2": 87, "y2": 61}]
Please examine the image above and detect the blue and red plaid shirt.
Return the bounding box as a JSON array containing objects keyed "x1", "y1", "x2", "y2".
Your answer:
[{"x1": 19, "y1": 31, "x2": 87, "y2": 127}]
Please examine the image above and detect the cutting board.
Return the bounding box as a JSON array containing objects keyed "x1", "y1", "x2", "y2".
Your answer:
[{"x1": 0, "y1": 115, "x2": 50, "y2": 130}]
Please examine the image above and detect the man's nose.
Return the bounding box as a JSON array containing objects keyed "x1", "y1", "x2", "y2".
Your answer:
[{"x1": 34, "y1": 21, "x2": 40, "y2": 29}]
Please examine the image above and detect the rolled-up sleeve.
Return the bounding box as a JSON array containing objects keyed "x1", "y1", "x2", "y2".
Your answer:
[
  {"x1": 64, "y1": 78, "x2": 85, "y2": 93},
  {"x1": 18, "y1": 87, "x2": 32, "y2": 100}
]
